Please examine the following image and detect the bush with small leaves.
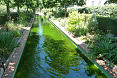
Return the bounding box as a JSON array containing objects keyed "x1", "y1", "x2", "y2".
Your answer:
[{"x1": 87, "y1": 14, "x2": 98, "y2": 32}]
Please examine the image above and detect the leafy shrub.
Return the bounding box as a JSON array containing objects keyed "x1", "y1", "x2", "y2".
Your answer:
[
  {"x1": 88, "y1": 34, "x2": 117, "y2": 64},
  {"x1": 87, "y1": 14, "x2": 98, "y2": 32},
  {"x1": 67, "y1": 11, "x2": 89, "y2": 36},
  {"x1": 60, "y1": 18, "x2": 68, "y2": 27},
  {"x1": 6, "y1": 21, "x2": 16, "y2": 30},
  {"x1": 73, "y1": 25, "x2": 88, "y2": 37},
  {"x1": 11, "y1": 29, "x2": 22, "y2": 37},
  {"x1": 66, "y1": 11, "x2": 79, "y2": 31}
]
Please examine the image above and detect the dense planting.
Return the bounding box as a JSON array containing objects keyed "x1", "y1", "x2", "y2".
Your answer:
[{"x1": 47, "y1": 6, "x2": 117, "y2": 65}]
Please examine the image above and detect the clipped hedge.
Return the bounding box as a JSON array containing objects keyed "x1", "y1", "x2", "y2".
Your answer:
[
  {"x1": 78, "y1": 5, "x2": 117, "y2": 18},
  {"x1": 0, "y1": 12, "x2": 18, "y2": 25},
  {"x1": 86, "y1": 5, "x2": 117, "y2": 17},
  {"x1": 78, "y1": 8, "x2": 88, "y2": 13},
  {"x1": 96, "y1": 16, "x2": 117, "y2": 36},
  {"x1": 0, "y1": 15, "x2": 7, "y2": 25}
]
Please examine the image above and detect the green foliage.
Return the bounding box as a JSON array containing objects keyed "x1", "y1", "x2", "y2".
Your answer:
[
  {"x1": 96, "y1": 16, "x2": 117, "y2": 36},
  {"x1": 67, "y1": 7, "x2": 79, "y2": 13},
  {"x1": 66, "y1": 11, "x2": 89, "y2": 36},
  {"x1": 78, "y1": 8, "x2": 88, "y2": 14},
  {"x1": 6, "y1": 21, "x2": 16, "y2": 30},
  {"x1": 105, "y1": 0, "x2": 117, "y2": 4},
  {"x1": 66, "y1": 11, "x2": 79, "y2": 31},
  {"x1": 73, "y1": 25, "x2": 88, "y2": 37},
  {"x1": 87, "y1": 33, "x2": 117, "y2": 64},
  {"x1": 86, "y1": 5, "x2": 117, "y2": 17},
  {"x1": 60, "y1": 18, "x2": 68, "y2": 27},
  {"x1": 55, "y1": 10, "x2": 68, "y2": 18},
  {"x1": 87, "y1": 14, "x2": 98, "y2": 32},
  {"x1": 0, "y1": 31, "x2": 18, "y2": 56},
  {"x1": 0, "y1": 12, "x2": 18, "y2": 25},
  {"x1": 0, "y1": 5, "x2": 6, "y2": 14},
  {"x1": 10, "y1": 29, "x2": 22, "y2": 37}
]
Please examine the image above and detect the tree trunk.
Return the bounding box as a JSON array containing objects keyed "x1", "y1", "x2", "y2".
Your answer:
[
  {"x1": 27, "y1": 7, "x2": 28, "y2": 13},
  {"x1": 7, "y1": 3, "x2": 10, "y2": 21},
  {"x1": 17, "y1": 4, "x2": 20, "y2": 15},
  {"x1": 65, "y1": 5, "x2": 67, "y2": 17}
]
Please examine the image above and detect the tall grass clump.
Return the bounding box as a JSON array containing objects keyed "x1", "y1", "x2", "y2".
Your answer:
[{"x1": 0, "y1": 31, "x2": 18, "y2": 56}]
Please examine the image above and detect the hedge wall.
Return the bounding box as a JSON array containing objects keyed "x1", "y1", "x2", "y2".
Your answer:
[
  {"x1": 0, "y1": 12, "x2": 18, "y2": 25},
  {"x1": 78, "y1": 5, "x2": 117, "y2": 18},
  {"x1": 87, "y1": 5, "x2": 117, "y2": 17},
  {"x1": 96, "y1": 16, "x2": 117, "y2": 36}
]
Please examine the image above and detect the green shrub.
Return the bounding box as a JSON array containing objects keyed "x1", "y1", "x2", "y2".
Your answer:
[
  {"x1": 78, "y1": 8, "x2": 88, "y2": 14},
  {"x1": 73, "y1": 25, "x2": 88, "y2": 37},
  {"x1": 87, "y1": 33, "x2": 117, "y2": 64},
  {"x1": 0, "y1": 12, "x2": 18, "y2": 25},
  {"x1": 87, "y1": 14, "x2": 98, "y2": 32},
  {"x1": 67, "y1": 7, "x2": 79, "y2": 13},
  {"x1": 55, "y1": 11, "x2": 68, "y2": 18},
  {"x1": 6, "y1": 21, "x2": 16, "y2": 30},
  {"x1": 67, "y1": 11, "x2": 89, "y2": 36},
  {"x1": 86, "y1": 5, "x2": 117, "y2": 17},
  {"x1": 96, "y1": 16, "x2": 117, "y2": 36},
  {"x1": 11, "y1": 29, "x2": 22, "y2": 37},
  {"x1": 0, "y1": 5, "x2": 6, "y2": 14}
]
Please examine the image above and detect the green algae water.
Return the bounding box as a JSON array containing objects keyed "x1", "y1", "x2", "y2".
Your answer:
[{"x1": 14, "y1": 15, "x2": 107, "y2": 78}]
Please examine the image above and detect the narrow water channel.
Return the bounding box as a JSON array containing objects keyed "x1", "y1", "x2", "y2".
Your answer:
[{"x1": 14, "y1": 15, "x2": 107, "y2": 78}]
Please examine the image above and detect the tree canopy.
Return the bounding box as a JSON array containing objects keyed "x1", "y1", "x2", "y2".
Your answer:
[{"x1": 105, "y1": 0, "x2": 117, "y2": 4}]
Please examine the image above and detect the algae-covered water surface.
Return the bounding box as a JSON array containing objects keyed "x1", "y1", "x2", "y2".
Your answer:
[{"x1": 14, "y1": 15, "x2": 107, "y2": 78}]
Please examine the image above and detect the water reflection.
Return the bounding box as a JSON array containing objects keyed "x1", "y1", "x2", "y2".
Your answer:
[{"x1": 14, "y1": 16, "x2": 107, "y2": 78}]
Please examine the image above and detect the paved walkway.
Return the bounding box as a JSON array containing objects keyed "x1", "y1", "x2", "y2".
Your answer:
[{"x1": 2, "y1": 19, "x2": 34, "y2": 78}]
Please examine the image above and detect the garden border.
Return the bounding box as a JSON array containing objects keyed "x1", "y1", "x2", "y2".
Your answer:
[
  {"x1": 0, "y1": 27, "x2": 26, "y2": 78},
  {"x1": 48, "y1": 18, "x2": 114, "y2": 78},
  {"x1": 1, "y1": 16, "x2": 35, "y2": 78}
]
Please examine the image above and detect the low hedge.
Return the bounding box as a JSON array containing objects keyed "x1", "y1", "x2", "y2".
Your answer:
[
  {"x1": 96, "y1": 16, "x2": 117, "y2": 36},
  {"x1": 0, "y1": 12, "x2": 18, "y2": 25}
]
